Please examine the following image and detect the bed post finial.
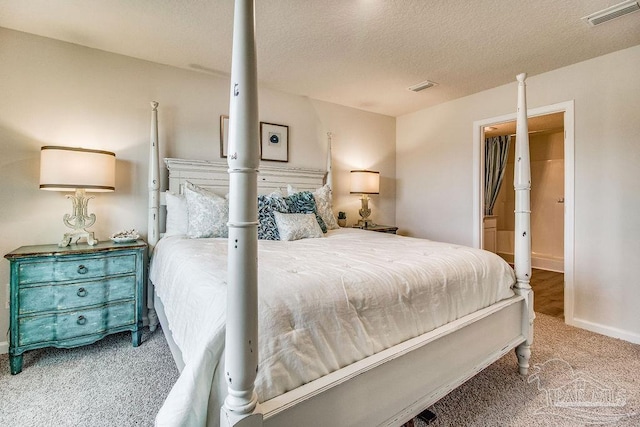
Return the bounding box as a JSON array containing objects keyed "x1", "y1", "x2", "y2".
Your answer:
[
  {"x1": 222, "y1": 0, "x2": 263, "y2": 426},
  {"x1": 514, "y1": 73, "x2": 534, "y2": 375}
]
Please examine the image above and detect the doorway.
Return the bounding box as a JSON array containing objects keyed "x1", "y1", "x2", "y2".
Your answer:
[
  {"x1": 472, "y1": 101, "x2": 575, "y2": 324},
  {"x1": 484, "y1": 113, "x2": 565, "y2": 317}
]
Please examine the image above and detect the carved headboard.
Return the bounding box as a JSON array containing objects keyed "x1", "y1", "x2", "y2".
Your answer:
[{"x1": 164, "y1": 158, "x2": 326, "y2": 196}]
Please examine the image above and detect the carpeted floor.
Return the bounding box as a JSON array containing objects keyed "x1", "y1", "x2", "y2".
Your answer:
[
  {"x1": 0, "y1": 328, "x2": 179, "y2": 427},
  {"x1": 416, "y1": 314, "x2": 640, "y2": 427},
  {"x1": 1, "y1": 314, "x2": 639, "y2": 426}
]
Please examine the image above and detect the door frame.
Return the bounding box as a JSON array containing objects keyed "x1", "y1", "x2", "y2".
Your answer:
[{"x1": 472, "y1": 100, "x2": 575, "y2": 325}]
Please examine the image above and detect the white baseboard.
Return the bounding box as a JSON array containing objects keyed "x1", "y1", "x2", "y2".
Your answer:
[
  {"x1": 497, "y1": 252, "x2": 564, "y2": 273},
  {"x1": 569, "y1": 317, "x2": 640, "y2": 345},
  {"x1": 531, "y1": 256, "x2": 564, "y2": 273}
]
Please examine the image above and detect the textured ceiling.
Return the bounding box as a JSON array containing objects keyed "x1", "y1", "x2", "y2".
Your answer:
[{"x1": 1, "y1": 0, "x2": 639, "y2": 116}]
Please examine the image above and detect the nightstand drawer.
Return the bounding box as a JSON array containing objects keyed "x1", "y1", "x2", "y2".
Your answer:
[
  {"x1": 17, "y1": 254, "x2": 137, "y2": 285},
  {"x1": 18, "y1": 302, "x2": 135, "y2": 346},
  {"x1": 18, "y1": 275, "x2": 136, "y2": 315}
]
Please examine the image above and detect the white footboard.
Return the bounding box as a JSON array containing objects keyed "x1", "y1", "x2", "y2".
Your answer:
[{"x1": 262, "y1": 296, "x2": 526, "y2": 427}]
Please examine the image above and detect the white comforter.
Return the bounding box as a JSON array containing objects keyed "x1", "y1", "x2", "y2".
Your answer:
[{"x1": 150, "y1": 228, "x2": 515, "y2": 426}]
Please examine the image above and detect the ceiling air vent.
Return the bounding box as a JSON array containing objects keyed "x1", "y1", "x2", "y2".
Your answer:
[
  {"x1": 582, "y1": 0, "x2": 640, "y2": 26},
  {"x1": 408, "y1": 80, "x2": 438, "y2": 92}
]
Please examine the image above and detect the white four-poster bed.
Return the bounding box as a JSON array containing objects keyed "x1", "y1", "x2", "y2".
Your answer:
[{"x1": 146, "y1": 1, "x2": 534, "y2": 426}]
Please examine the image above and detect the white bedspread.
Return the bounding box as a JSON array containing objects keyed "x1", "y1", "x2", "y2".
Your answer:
[{"x1": 150, "y1": 228, "x2": 515, "y2": 426}]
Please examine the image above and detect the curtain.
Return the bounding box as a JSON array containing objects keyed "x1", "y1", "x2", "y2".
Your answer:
[{"x1": 484, "y1": 135, "x2": 511, "y2": 216}]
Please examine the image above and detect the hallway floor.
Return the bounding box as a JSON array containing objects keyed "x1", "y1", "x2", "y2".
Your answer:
[{"x1": 529, "y1": 268, "x2": 564, "y2": 319}]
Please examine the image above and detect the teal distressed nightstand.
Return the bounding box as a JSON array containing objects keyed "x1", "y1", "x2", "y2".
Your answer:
[{"x1": 4, "y1": 240, "x2": 147, "y2": 374}]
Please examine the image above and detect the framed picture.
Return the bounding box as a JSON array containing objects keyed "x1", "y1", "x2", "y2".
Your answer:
[
  {"x1": 220, "y1": 115, "x2": 229, "y2": 158},
  {"x1": 260, "y1": 122, "x2": 289, "y2": 162}
]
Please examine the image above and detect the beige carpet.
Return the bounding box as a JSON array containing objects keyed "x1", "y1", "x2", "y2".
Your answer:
[
  {"x1": 1, "y1": 314, "x2": 639, "y2": 426},
  {"x1": 0, "y1": 328, "x2": 179, "y2": 426},
  {"x1": 416, "y1": 313, "x2": 640, "y2": 426}
]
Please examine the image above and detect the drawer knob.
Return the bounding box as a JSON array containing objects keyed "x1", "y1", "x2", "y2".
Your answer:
[
  {"x1": 77, "y1": 287, "x2": 87, "y2": 297},
  {"x1": 77, "y1": 265, "x2": 88, "y2": 274},
  {"x1": 77, "y1": 315, "x2": 87, "y2": 325}
]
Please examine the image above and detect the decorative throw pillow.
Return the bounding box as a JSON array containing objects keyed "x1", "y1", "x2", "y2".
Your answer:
[
  {"x1": 311, "y1": 184, "x2": 339, "y2": 230},
  {"x1": 184, "y1": 182, "x2": 229, "y2": 238},
  {"x1": 273, "y1": 212, "x2": 323, "y2": 241},
  {"x1": 283, "y1": 191, "x2": 327, "y2": 233},
  {"x1": 257, "y1": 193, "x2": 288, "y2": 240},
  {"x1": 287, "y1": 184, "x2": 339, "y2": 230},
  {"x1": 165, "y1": 191, "x2": 188, "y2": 236}
]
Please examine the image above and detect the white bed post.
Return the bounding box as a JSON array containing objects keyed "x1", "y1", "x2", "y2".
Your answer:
[
  {"x1": 147, "y1": 101, "x2": 160, "y2": 332},
  {"x1": 513, "y1": 73, "x2": 534, "y2": 375},
  {"x1": 221, "y1": 0, "x2": 263, "y2": 426},
  {"x1": 325, "y1": 132, "x2": 333, "y2": 189}
]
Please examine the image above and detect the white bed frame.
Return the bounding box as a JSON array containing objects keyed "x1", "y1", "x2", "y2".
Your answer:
[{"x1": 147, "y1": 2, "x2": 534, "y2": 426}]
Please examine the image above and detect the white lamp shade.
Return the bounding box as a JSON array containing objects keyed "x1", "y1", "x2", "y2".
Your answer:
[
  {"x1": 40, "y1": 146, "x2": 116, "y2": 192},
  {"x1": 350, "y1": 170, "x2": 380, "y2": 194}
]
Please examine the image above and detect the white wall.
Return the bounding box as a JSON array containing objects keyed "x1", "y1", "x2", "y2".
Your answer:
[
  {"x1": 0, "y1": 28, "x2": 395, "y2": 352},
  {"x1": 309, "y1": 101, "x2": 396, "y2": 228},
  {"x1": 397, "y1": 44, "x2": 640, "y2": 342}
]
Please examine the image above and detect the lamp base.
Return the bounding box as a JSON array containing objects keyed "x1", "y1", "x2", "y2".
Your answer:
[
  {"x1": 357, "y1": 194, "x2": 375, "y2": 228},
  {"x1": 59, "y1": 229, "x2": 98, "y2": 247},
  {"x1": 59, "y1": 188, "x2": 99, "y2": 247}
]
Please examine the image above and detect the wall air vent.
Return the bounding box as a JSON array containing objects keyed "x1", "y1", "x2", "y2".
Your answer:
[
  {"x1": 582, "y1": 0, "x2": 640, "y2": 26},
  {"x1": 408, "y1": 80, "x2": 438, "y2": 92}
]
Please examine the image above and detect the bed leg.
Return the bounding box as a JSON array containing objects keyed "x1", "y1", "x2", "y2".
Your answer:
[
  {"x1": 515, "y1": 285, "x2": 534, "y2": 376},
  {"x1": 516, "y1": 342, "x2": 531, "y2": 375},
  {"x1": 148, "y1": 308, "x2": 159, "y2": 332},
  {"x1": 147, "y1": 279, "x2": 159, "y2": 332}
]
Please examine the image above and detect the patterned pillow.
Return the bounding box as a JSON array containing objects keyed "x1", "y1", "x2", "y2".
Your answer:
[
  {"x1": 273, "y1": 212, "x2": 323, "y2": 241},
  {"x1": 184, "y1": 182, "x2": 229, "y2": 238},
  {"x1": 283, "y1": 191, "x2": 327, "y2": 233},
  {"x1": 257, "y1": 193, "x2": 288, "y2": 240},
  {"x1": 287, "y1": 184, "x2": 339, "y2": 230},
  {"x1": 312, "y1": 185, "x2": 339, "y2": 230}
]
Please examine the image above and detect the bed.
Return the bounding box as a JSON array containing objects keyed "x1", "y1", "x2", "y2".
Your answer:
[{"x1": 146, "y1": 2, "x2": 534, "y2": 426}]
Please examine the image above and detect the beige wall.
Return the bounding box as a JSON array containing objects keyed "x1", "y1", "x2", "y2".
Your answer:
[
  {"x1": 0, "y1": 28, "x2": 395, "y2": 352},
  {"x1": 397, "y1": 44, "x2": 640, "y2": 342}
]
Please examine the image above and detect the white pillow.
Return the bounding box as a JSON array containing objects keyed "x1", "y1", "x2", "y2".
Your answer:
[
  {"x1": 184, "y1": 182, "x2": 229, "y2": 238},
  {"x1": 287, "y1": 184, "x2": 339, "y2": 230},
  {"x1": 273, "y1": 211, "x2": 323, "y2": 241},
  {"x1": 165, "y1": 191, "x2": 188, "y2": 236}
]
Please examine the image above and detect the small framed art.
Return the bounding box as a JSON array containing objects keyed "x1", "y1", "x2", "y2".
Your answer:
[
  {"x1": 220, "y1": 115, "x2": 229, "y2": 158},
  {"x1": 260, "y1": 122, "x2": 289, "y2": 162}
]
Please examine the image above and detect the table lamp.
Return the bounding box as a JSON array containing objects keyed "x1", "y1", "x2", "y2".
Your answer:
[
  {"x1": 40, "y1": 146, "x2": 116, "y2": 247},
  {"x1": 350, "y1": 170, "x2": 380, "y2": 228}
]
